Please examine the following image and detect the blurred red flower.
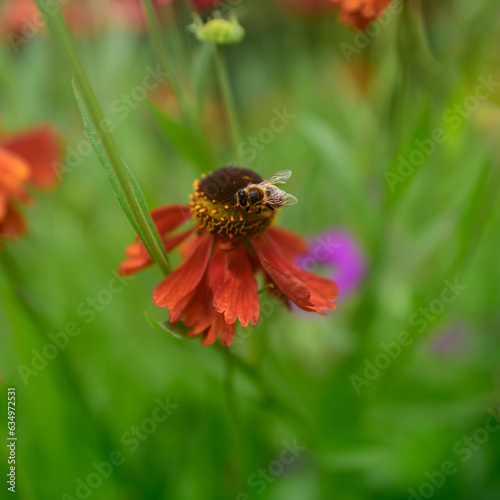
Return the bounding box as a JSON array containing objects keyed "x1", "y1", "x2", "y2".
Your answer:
[
  {"x1": 0, "y1": 125, "x2": 61, "y2": 244},
  {"x1": 330, "y1": 0, "x2": 393, "y2": 30},
  {"x1": 118, "y1": 167, "x2": 338, "y2": 347},
  {"x1": 188, "y1": 0, "x2": 221, "y2": 11},
  {"x1": 0, "y1": 0, "x2": 94, "y2": 39}
]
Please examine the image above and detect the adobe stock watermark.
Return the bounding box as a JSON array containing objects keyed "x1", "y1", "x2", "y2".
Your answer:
[
  {"x1": 408, "y1": 403, "x2": 500, "y2": 499},
  {"x1": 350, "y1": 277, "x2": 467, "y2": 395},
  {"x1": 52, "y1": 64, "x2": 169, "y2": 181},
  {"x1": 229, "y1": 234, "x2": 339, "y2": 350},
  {"x1": 385, "y1": 74, "x2": 500, "y2": 193},
  {"x1": 61, "y1": 396, "x2": 179, "y2": 500},
  {"x1": 236, "y1": 439, "x2": 306, "y2": 499},
  {"x1": 17, "y1": 271, "x2": 134, "y2": 385},
  {"x1": 7, "y1": 0, "x2": 71, "y2": 53},
  {"x1": 340, "y1": 0, "x2": 403, "y2": 63},
  {"x1": 237, "y1": 107, "x2": 297, "y2": 164}
]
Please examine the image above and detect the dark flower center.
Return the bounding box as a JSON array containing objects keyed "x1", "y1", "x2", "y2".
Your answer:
[{"x1": 190, "y1": 166, "x2": 275, "y2": 236}]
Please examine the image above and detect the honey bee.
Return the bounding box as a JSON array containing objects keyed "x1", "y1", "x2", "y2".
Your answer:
[{"x1": 235, "y1": 170, "x2": 298, "y2": 214}]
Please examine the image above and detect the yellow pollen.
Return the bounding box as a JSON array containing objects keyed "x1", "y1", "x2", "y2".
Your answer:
[{"x1": 191, "y1": 167, "x2": 276, "y2": 236}]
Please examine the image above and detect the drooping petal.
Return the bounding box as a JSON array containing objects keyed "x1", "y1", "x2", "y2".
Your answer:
[
  {"x1": 219, "y1": 319, "x2": 236, "y2": 347},
  {"x1": 0, "y1": 126, "x2": 61, "y2": 190},
  {"x1": 202, "y1": 311, "x2": 235, "y2": 347},
  {"x1": 153, "y1": 234, "x2": 212, "y2": 310},
  {"x1": 291, "y1": 266, "x2": 338, "y2": 312},
  {"x1": 213, "y1": 244, "x2": 260, "y2": 327},
  {"x1": 181, "y1": 276, "x2": 215, "y2": 335},
  {"x1": 252, "y1": 234, "x2": 312, "y2": 309},
  {"x1": 252, "y1": 233, "x2": 338, "y2": 313},
  {"x1": 207, "y1": 243, "x2": 228, "y2": 293},
  {"x1": 267, "y1": 226, "x2": 308, "y2": 261},
  {"x1": 266, "y1": 230, "x2": 338, "y2": 312}
]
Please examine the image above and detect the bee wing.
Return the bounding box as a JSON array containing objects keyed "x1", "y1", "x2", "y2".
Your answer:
[
  {"x1": 266, "y1": 190, "x2": 298, "y2": 207},
  {"x1": 259, "y1": 169, "x2": 292, "y2": 186}
]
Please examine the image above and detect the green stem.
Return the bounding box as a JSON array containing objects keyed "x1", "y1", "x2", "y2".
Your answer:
[
  {"x1": 224, "y1": 353, "x2": 244, "y2": 493},
  {"x1": 216, "y1": 345, "x2": 308, "y2": 429},
  {"x1": 214, "y1": 45, "x2": 243, "y2": 163},
  {"x1": 34, "y1": 0, "x2": 171, "y2": 276}
]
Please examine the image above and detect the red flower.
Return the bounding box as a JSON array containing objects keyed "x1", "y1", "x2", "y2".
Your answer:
[
  {"x1": 119, "y1": 167, "x2": 338, "y2": 347},
  {"x1": 330, "y1": 0, "x2": 393, "y2": 31},
  {"x1": 0, "y1": 125, "x2": 61, "y2": 244}
]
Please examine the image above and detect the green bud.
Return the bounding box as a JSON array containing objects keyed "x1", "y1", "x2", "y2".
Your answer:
[{"x1": 190, "y1": 14, "x2": 245, "y2": 45}]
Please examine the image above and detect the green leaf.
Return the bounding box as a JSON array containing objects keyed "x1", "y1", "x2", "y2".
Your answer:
[
  {"x1": 144, "y1": 312, "x2": 193, "y2": 340},
  {"x1": 72, "y1": 80, "x2": 170, "y2": 274},
  {"x1": 72, "y1": 80, "x2": 139, "y2": 235}
]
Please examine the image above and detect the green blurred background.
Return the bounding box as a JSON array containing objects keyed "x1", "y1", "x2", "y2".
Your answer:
[{"x1": 1, "y1": 0, "x2": 500, "y2": 498}]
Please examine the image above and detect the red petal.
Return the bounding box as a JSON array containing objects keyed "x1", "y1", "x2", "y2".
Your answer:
[
  {"x1": 267, "y1": 226, "x2": 308, "y2": 261},
  {"x1": 163, "y1": 226, "x2": 195, "y2": 252},
  {"x1": 0, "y1": 148, "x2": 30, "y2": 203},
  {"x1": 265, "y1": 230, "x2": 338, "y2": 310},
  {"x1": 213, "y1": 244, "x2": 260, "y2": 327},
  {"x1": 252, "y1": 235, "x2": 312, "y2": 309},
  {"x1": 252, "y1": 232, "x2": 337, "y2": 313},
  {"x1": 150, "y1": 204, "x2": 192, "y2": 236},
  {"x1": 0, "y1": 192, "x2": 6, "y2": 221},
  {"x1": 153, "y1": 234, "x2": 212, "y2": 310},
  {"x1": 118, "y1": 240, "x2": 151, "y2": 276},
  {"x1": 202, "y1": 312, "x2": 235, "y2": 347},
  {"x1": 207, "y1": 243, "x2": 227, "y2": 293},
  {"x1": 1, "y1": 126, "x2": 61, "y2": 190},
  {"x1": 183, "y1": 282, "x2": 214, "y2": 335},
  {"x1": 117, "y1": 205, "x2": 193, "y2": 276},
  {"x1": 0, "y1": 205, "x2": 27, "y2": 241},
  {"x1": 292, "y1": 266, "x2": 338, "y2": 312}
]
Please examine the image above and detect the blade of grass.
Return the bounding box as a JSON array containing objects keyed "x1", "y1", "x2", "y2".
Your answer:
[{"x1": 35, "y1": 0, "x2": 171, "y2": 276}]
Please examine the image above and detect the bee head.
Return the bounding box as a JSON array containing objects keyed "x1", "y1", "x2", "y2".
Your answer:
[{"x1": 236, "y1": 189, "x2": 247, "y2": 206}]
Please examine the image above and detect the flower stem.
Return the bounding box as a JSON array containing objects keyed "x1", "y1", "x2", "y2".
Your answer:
[
  {"x1": 214, "y1": 45, "x2": 243, "y2": 163},
  {"x1": 224, "y1": 353, "x2": 244, "y2": 493},
  {"x1": 34, "y1": 0, "x2": 171, "y2": 276}
]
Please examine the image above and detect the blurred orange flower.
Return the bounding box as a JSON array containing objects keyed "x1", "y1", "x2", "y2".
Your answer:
[
  {"x1": 0, "y1": 125, "x2": 61, "y2": 244},
  {"x1": 330, "y1": 0, "x2": 393, "y2": 30}
]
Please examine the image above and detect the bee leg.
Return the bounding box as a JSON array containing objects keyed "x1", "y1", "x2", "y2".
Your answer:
[{"x1": 265, "y1": 204, "x2": 274, "y2": 211}]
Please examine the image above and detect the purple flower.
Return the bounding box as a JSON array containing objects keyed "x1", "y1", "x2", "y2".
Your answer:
[
  {"x1": 432, "y1": 323, "x2": 468, "y2": 355},
  {"x1": 296, "y1": 229, "x2": 366, "y2": 297}
]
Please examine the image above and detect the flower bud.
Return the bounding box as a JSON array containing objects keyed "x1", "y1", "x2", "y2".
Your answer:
[{"x1": 190, "y1": 14, "x2": 245, "y2": 44}]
